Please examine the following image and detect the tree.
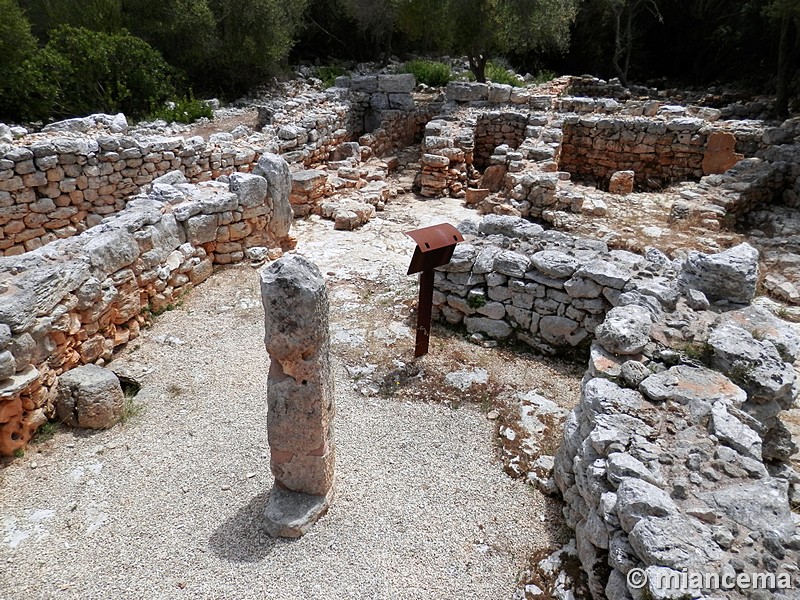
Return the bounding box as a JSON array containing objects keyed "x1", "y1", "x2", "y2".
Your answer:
[
  {"x1": 401, "y1": 0, "x2": 579, "y2": 82},
  {"x1": 205, "y1": 0, "x2": 309, "y2": 95},
  {"x1": 43, "y1": 25, "x2": 176, "y2": 117},
  {"x1": 604, "y1": 0, "x2": 662, "y2": 86},
  {"x1": 0, "y1": 0, "x2": 43, "y2": 121},
  {"x1": 17, "y1": 0, "x2": 123, "y2": 39},
  {"x1": 341, "y1": 0, "x2": 402, "y2": 59},
  {"x1": 121, "y1": 0, "x2": 219, "y2": 89},
  {"x1": 764, "y1": 0, "x2": 800, "y2": 118}
]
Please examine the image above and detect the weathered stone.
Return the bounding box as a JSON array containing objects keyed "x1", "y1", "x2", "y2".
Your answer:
[
  {"x1": 261, "y1": 486, "x2": 333, "y2": 539},
  {"x1": 708, "y1": 323, "x2": 795, "y2": 405},
  {"x1": 704, "y1": 478, "x2": 795, "y2": 539},
  {"x1": 616, "y1": 478, "x2": 677, "y2": 533},
  {"x1": 595, "y1": 305, "x2": 652, "y2": 355},
  {"x1": 377, "y1": 73, "x2": 415, "y2": 93},
  {"x1": 679, "y1": 243, "x2": 759, "y2": 304},
  {"x1": 532, "y1": 251, "x2": 580, "y2": 278},
  {"x1": 607, "y1": 453, "x2": 663, "y2": 487},
  {"x1": 464, "y1": 316, "x2": 512, "y2": 339},
  {"x1": 481, "y1": 165, "x2": 507, "y2": 192},
  {"x1": 261, "y1": 255, "x2": 335, "y2": 508},
  {"x1": 253, "y1": 152, "x2": 293, "y2": 241},
  {"x1": 493, "y1": 250, "x2": 530, "y2": 278},
  {"x1": 576, "y1": 260, "x2": 632, "y2": 289},
  {"x1": 55, "y1": 364, "x2": 124, "y2": 429},
  {"x1": 477, "y1": 214, "x2": 543, "y2": 239},
  {"x1": 229, "y1": 173, "x2": 268, "y2": 209},
  {"x1": 702, "y1": 131, "x2": 744, "y2": 175},
  {"x1": 539, "y1": 316, "x2": 585, "y2": 347},
  {"x1": 619, "y1": 360, "x2": 651, "y2": 388},
  {"x1": 710, "y1": 401, "x2": 762, "y2": 460},
  {"x1": 608, "y1": 170, "x2": 634, "y2": 194},
  {"x1": 446, "y1": 81, "x2": 489, "y2": 102},
  {"x1": 639, "y1": 365, "x2": 746, "y2": 407},
  {"x1": 629, "y1": 515, "x2": 723, "y2": 570},
  {"x1": 726, "y1": 305, "x2": 800, "y2": 363}
]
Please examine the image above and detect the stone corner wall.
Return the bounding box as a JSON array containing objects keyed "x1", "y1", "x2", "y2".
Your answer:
[
  {"x1": 0, "y1": 153, "x2": 293, "y2": 456},
  {"x1": 433, "y1": 214, "x2": 800, "y2": 598}
]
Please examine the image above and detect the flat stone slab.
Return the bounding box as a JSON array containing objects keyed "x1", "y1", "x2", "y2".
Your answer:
[{"x1": 261, "y1": 486, "x2": 333, "y2": 538}]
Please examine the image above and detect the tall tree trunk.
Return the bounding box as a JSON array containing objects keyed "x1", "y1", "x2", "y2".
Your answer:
[
  {"x1": 469, "y1": 54, "x2": 487, "y2": 83},
  {"x1": 776, "y1": 14, "x2": 792, "y2": 119},
  {"x1": 611, "y1": 5, "x2": 628, "y2": 86}
]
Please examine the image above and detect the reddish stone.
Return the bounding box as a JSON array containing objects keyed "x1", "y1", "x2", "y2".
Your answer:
[{"x1": 702, "y1": 131, "x2": 743, "y2": 175}]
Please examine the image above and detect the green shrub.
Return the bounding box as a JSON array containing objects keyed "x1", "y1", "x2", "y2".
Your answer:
[
  {"x1": 44, "y1": 26, "x2": 176, "y2": 119},
  {"x1": 150, "y1": 95, "x2": 213, "y2": 123},
  {"x1": 485, "y1": 61, "x2": 522, "y2": 87},
  {"x1": 402, "y1": 59, "x2": 451, "y2": 87},
  {"x1": 532, "y1": 69, "x2": 557, "y2": 84},
  {"x1": 315, "y1": 65, "x2": 348, "y2": 88}
]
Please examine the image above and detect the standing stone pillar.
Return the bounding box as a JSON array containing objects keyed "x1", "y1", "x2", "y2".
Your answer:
[{"x1": 259, "y1": 255, "x2": 335, "y2": 538}]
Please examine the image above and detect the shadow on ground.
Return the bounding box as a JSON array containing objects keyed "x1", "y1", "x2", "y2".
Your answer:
[{"x1": 209, "y1": 490, "x2": 290, "y2": 562}]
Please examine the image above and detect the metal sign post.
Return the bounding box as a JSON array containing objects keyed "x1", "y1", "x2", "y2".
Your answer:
[{"x1": 405, "y1": 223, "x2": 464, "y2": 358}]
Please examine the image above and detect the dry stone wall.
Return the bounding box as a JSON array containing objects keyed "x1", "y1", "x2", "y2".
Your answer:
[
  {"x1": 0, "y1": 154, "x2": 293, "y2": 456},
  {"x1": 436, "y1": 215, "x2": 800, "y2": 599},
  {"x1": 0, "y1": 76, "x2": 424, "y2": 257}
]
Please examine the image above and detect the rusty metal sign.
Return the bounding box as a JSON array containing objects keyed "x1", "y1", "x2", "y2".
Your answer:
[{"x1": 405, "y1": 223, "x2": 464, "y2": 358}]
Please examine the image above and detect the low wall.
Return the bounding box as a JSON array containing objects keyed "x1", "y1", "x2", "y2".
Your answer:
[
  {"x1": 433, "y1": 215, "x2": 654, "y2": 355},
  {"x1": 0, "y1": 75, "x2": 424, "y2": 257},
  {"x1": 0, "y1": 154, "x2": 293, "y2": 456},
  {"x1": 560, "y1": 116, "x2": 714, "y2": 189}
]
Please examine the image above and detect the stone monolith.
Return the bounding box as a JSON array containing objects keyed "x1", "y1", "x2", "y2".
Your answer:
[{"x1": 259, "y1": 255, "x2": 335, "y2": 537}]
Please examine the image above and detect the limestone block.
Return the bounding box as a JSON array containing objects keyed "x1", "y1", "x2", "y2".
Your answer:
[
  {"x1": 253, "y1": 152, "x2": 293, "y2": 242},
  {"x1": 679, "y1": 242, "x2": 759, "y2": 304},
  {"x1": 377, "y1": 74, "x2": 415, "y2": 93},
  {"x1": 702, "y1": 131, "x2": 743, "y2": 175},
  {"x1": 261, "y1": 255, "x2": 335, "y2": 498},
  {"x1": 608, "y1": 170, "x2": 635, "y2": 194},
  {"x1": 56, "y1": 364, "x2": 124, "y2": 429},
  {"x1": 446, "y1": 82, "x2": 489, "y2": 102},
  {"x1": 229, "y1": 173, "x2": 268, "y2": 209},
  {"x1": 595, "y1": 305, "x2": 652, "y2": 355}
]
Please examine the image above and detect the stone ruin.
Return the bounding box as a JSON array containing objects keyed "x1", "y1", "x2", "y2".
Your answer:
[
  {"x1": 260, "y1": 254, "x2": 335, "y2": 538},
  {"x1": 435, "y1": 213, "x2": 800, "y2": 599},
  {"x1": 0, "y1": 152, "x2": 293, "y2": 456},
  {"x1": 1, "y1": 69, "x2": 800, "y2": 596}
]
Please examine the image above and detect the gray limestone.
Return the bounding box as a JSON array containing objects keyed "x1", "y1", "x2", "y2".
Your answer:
[
  {"x1": 679, "y1": 242, "x2": 759, "y2": 304},
  {"x1": 595, "y1": 305, "x2": 652, "y2": 355},
  {"x1": 260, "y1": 255, "x2": 335, "y2": 537},
  {"x1": 55, "y1": 364, "x2": 125, "y2": 429}
]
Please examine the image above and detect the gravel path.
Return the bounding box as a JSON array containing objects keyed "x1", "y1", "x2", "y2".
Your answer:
[{"x1": 0, "y1": 195, "x2": 567, "y2": 599}]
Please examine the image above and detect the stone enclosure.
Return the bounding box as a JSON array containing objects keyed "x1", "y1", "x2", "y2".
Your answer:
[{"x1": 1, "y1": 70, "x2": 800, "y2": 599}]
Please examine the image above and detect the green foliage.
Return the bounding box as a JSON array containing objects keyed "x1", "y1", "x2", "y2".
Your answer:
[
  {"x1": 399, "y1": 0, "x2": 578, "y2": 82},
  {"x1": 0, "y1": 0, "x2": 40, "y2": 120},
  {"x1": 121, "y1": 0, "x2": 218, "y2": 86},
  {"x1": 205, "y1": 0, "x2": 310, "y2": 96},
  {"x1": 402, "y1": 59, "x2": 451, "y2": 87},
  {"x1": 341, "y1": 0, "x2": 402, "y2": 54},
  {"x1": 32, "y1": 421, "x2": 60, "y2": 444},
  {"x1": 150, "y1": 95, "x2": 213, "y2": 124},
  {"x1": 315, "y1": 65, "x2": 348, "y2": 88},
  {"x1": 44, "y1": 26, "x2": 176, "y2": 118},
  {"x1": 467, "y1": 292, "x2": 487, "y2": 309},
  {"x1": 18, "y1": 0, "x2": 124, "y2": 39},
  {"x1": 485, "y1": 61, "x2": 522, "y2": 87},
  {"x1": 532, "y1": 69, "x2": 557, "y2": 84}
]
